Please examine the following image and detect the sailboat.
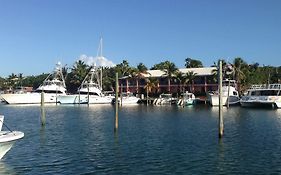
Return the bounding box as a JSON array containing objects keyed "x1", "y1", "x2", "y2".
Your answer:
[{"x1": 1, "y1": 62, "x2": 67, "y2": 104}]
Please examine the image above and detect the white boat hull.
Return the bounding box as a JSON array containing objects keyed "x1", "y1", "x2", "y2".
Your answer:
[
  {"x1": 240, "y1": 96, "x2": 281, "y2": 108},
  {"x1": 58, "y1": 94, "x2": 113, "y2": 104},
  {"x1": 57, "y1": 95, "x2": 83, "y2": 104},
  {"x1": 209, "y1": 95, "x2": 240, "y2": 106},
  {"x1": 118, "y1": 97, "x2": 140, "y2": 105},
  {"x1": 1, "y1": 93, "x2": 62, "y2": 104},
  {"x1": 0, "y1": 131, "x2": 24, "y2": 159},
  {"x1": 0, "y1": 115, "x2": 24, "y2": 159}
]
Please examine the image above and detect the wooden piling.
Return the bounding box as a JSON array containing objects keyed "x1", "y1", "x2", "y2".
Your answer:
[
  {"x1": 146, "y1": 83, "x2": 149, "y2": 105},
  {"x1": 87, "y1": 84, "x2": 90, "y2": 106},
  {"x1": 41, "y1": 91, "x2": 45, "y2": 106},
  {"x1": 120, "y1": 84, "x2": 123, "y2": 106},
  {"x1": 218, "y1": 60, "x2": 224, "y2": 138},
  {"x1": 227, "y1": 80, "x2": 230, "y2": 108},
  {"x1": 114, "y1": 73, "x2": 119, "y2": 131},
  {"x1": 41, "y1": 91, "x2": 46, "y2": 126}
]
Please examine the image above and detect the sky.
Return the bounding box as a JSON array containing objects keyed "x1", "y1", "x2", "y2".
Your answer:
[{"x1": 0, "y1": 0, "x2": 281, "y2": 77}]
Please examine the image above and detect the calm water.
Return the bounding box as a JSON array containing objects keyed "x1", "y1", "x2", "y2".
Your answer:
[{"x1": 1, "y1": 104, "x2": 281, "y2": 174}]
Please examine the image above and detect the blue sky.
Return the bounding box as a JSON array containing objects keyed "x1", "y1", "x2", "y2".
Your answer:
[{"x1": 0, "y1": 0, "x2": 281, "y2": 77}]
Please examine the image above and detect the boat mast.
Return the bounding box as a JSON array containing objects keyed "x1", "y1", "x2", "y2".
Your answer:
[{"x1": 100, "y1": 37, "x2": 103, "y2": 91}]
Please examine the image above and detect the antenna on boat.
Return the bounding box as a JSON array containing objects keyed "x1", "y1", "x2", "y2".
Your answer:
[{"x1": 96, "y1": 37, "x2": 103, "y2": 91}]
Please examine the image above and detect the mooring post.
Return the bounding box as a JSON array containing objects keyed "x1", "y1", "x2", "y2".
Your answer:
[
  {"x1": 87, "y1": 84, "x2": 90, "y2": 106},
  {"x1": 227, "y1": 80, "x2": 230, "y2": 108},
  {"x1": 146, "y1": 85, "x2": 149, "y2": 105},
  {"x1": 114, "y1": 73, "x2": 119, "y2": 132},
  {"x1": 120, "y1": 84, "x2": 123, "y2": 106},
  {"x1": 219, "y1": 60, "x2": 224, "y2": 138},
  {"x1": 41, "y1": 91, "x2": 46, "y2": 126}
]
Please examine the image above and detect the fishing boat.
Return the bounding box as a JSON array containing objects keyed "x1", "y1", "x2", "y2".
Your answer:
[
  {"x1": 240, "y1": 84, "x2": 281, "y2": 108},
  {"x1": 0, "y1": 62, "x2": 67, "y2": 104},
  {"x1": 57, "y1": 65, "x2": 113, "y2": 104},
  {"x1": 0, "y1": 115, "x2": 24, "y2": 159},
  {"x1": 207, "y1": 79, "x2": 240, "y2": 106},
  {"x1": 58, "y1": 38, "x2": 114, "y2": 104},
  {"x1": 177, "y1": 91, "x2": 196, "y2": 106},
  {"x1": 153, "y1": 93, "x2": 176, "y2": 105}
]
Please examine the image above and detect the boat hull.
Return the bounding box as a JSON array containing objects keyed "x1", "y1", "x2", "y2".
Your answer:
[
  {"x1": 240, "y1": 95, "x2": 281, "y2": 109},
  {"x1": 209, "y1": 95, "x2": 240, "y2": 106},
  {"x1": 58, "y1": 94, "x2": 113, "y2": 104},
  {"x1": 57, "y1": 95, "x2": 82, "y2": 104},
  {"x1": 0, "y1": 131, "x2": 24, "y2": 159},
  {"x1": 116, "y1": 97, "x2": 140, "y2": 105},
  {"x1": 1, "y1": 93, "x2": 62, "y2": 104}
]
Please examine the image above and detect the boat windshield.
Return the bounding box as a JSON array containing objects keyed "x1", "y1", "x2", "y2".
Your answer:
[
  {"x1": 250, "y1": 90, "x2": 279, "y2": 96},
  {"x1": 35, "y1": 90, "x2": 64, "y2": 94},
  {"x1": 79, "y1": 92, "x2": 100, "y2": 96},
  {"x1": 222, "y1": 80, "x2": 236, "y2": 87},
  {"x1": 160, "y1": 94, "x2": 172, "y2": 98}
]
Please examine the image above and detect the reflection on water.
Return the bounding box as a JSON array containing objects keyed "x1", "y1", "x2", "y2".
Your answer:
[{"x1": 0, "y1": 162, "x2": 16, "y2": 175}]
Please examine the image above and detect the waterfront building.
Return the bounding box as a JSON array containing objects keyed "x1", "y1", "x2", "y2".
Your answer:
[{"x1": 119, "y1": 67, "x2": 218, "y2": 96}]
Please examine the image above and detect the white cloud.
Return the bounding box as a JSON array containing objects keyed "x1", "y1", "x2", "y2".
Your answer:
[{"x1": 78, "y1": 54, "x2": 115, "y2": 67}]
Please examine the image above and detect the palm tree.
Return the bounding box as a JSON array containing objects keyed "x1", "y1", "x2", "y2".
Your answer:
[
  {"x1": 67, "y1": 60, "x2": 89, "y2": 93},
  {"x1": 159, "y1": 61, "x2": 178, "y2": 93},
  {"x1": 232, "y1": 57, "x2": 247, "y2": 92},
  {"x1": 131, "y1": 63, "x2": 148, "y2": 95},
  {"x1": 144, "y1": 77, "x2": 159, "y2": 104},
  {"x1": 175, "y1": 71, "x2": 190, "y2": 94},
  {"x1": 185, "y1": 71, "x2": 197, "y2": 92},
  {"x1": 115, "y1": 60, "x2": 131, "y2": 77},
  {"x1": 7, "y1": 73, "x2": 18, "y2": 90}
]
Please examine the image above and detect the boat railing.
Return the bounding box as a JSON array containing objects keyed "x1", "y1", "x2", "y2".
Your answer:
[{"x1": 250, "y1": 84, "x2": 281, "y2": 90}]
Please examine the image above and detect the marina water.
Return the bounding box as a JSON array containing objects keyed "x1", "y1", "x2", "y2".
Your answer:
[{"x1": 1, "y1": 104, "x2": 281, "y2": 174}]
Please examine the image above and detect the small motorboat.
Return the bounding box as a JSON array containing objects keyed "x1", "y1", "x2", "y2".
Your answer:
[{"x1": 0, "y1": 115, "x2": 24, "y2": 159}]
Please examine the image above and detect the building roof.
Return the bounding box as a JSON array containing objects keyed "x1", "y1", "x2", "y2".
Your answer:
[{"x1": 140, "y1": 67, "x2": 217, "y2": 78}]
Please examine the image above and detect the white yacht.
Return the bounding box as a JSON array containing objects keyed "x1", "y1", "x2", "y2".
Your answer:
[
  {"x1": 0, "y1": 115, "x2": 24, "y2": 159},
  {"x1": 57, "y1": 66, "x2": 113, "y2": 104},
  {"x1": 0, "y1": 62, "x2": 67, "y2": 104},
  {"x1": 207, "y1": 79, "x2": 240, "y2": 106},
  {"x1": 240, "y1": 84, "x2": 281, "y2": 108}
]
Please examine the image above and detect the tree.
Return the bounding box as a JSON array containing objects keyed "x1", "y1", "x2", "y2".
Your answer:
[
  {"x1": 101, "y1": 67, "x2": 116, "y2": 91},
  {"x1": 232, "y1": 57, "x2": 247, "y2": 92},
  {"x1": 175, "y1": 71, "x2": 185, "y2": 93},
  {"x1": 115, "y1": 60, "x2": 131, "y2": 77},
  {"x1": 185, "y1": 58, "x2": 203, "y2": 68},
  {"x1": 137, "y1": 62, "x2": 148, "y2": 73},
  {"x1": 131, "y1": 63, "x2": 149, "y2": 94},
  {"x1": 66, "y1": 60, "x2": 89, "y2": 93},
  {"x1": 144, "y1": 77, "x2": 159, "y2": 97},
  {"x1": 160, "y1": 61, "x2": 178, "y2": 93},
  {"x1": 185, "y1": 71, "x2": 197, "y2": 92}
]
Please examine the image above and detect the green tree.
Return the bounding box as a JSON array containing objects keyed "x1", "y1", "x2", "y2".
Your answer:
[
  {"x1": 115, "y1": 60, "x2": 131, "y2": 77},
  {"x1": 131, "y1": 63, "x2": 149, "y2": 94},
  {"x1": 66, "y1": 60, "x2": 89, "y2": 93},
  {"x1": 185, "y1": 58, "x2": 203, "y2": 68},
  {"x1": 144, "y1": 77, "x2": 159, "y2": 98},
  {"x1": 232, "y1": 57, "x2": 247, "y2": 92},
  {"x1": 155, "y1": 61, "x2": 178, "y2": 93},
  {"x1": 185, "y1": 71, "x2": 197, "y2": 93}
]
